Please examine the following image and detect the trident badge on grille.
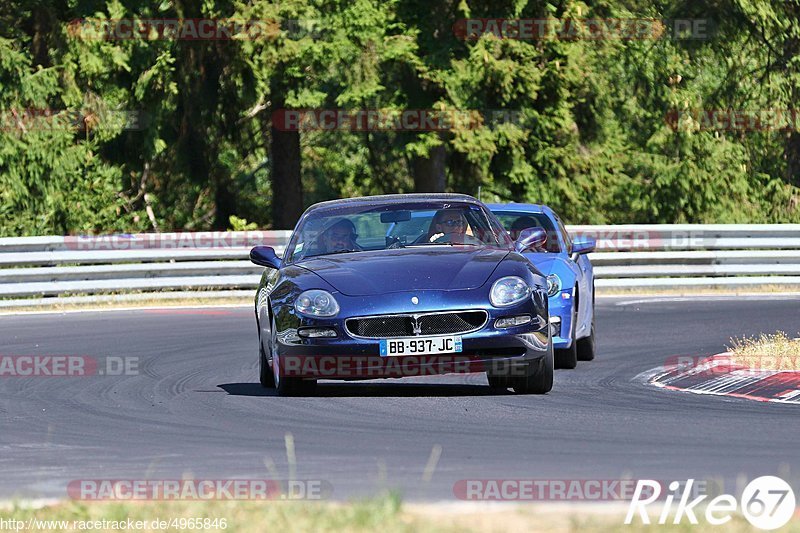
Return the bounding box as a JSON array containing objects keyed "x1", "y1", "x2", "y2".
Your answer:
[{"x1": 410, "y1": 315, "x2": 422, "y2": 336}]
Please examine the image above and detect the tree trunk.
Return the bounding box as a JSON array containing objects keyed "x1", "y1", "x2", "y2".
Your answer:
[
  {"x1": 213, "y1": 172, "x2": 236, "y2": 229},
  {"x1": 269, "y1": 75, "x2": 304, "y2": 229},
  {"x1": 787, "y1": 129, "x2": 800, "y2": 187},
  {"x1": 412, "y1": 137, "x2": 447, "y2": 192},
  {"x1": 30, "y1": 6, "x2": 52, "y2": 68}
]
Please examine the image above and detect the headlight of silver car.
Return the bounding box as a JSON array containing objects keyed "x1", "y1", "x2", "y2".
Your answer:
[
  {"x1": 546, "y1": 274, "x2": 562, "y2": 297},
  {"x1": 490, "y1": 276, "x2": 532, "y2": 307},
  {"x1": 295, "y1": 289, "x2": 340, "y2": 317}
]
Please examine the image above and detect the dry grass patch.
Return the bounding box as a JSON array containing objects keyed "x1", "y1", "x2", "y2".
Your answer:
[
  {"x1": 0, "y1": 296, "x2": 250, "y2": 314},
  {"x1": 728, "y1": 331, "x2": 800, "y2": 371}
]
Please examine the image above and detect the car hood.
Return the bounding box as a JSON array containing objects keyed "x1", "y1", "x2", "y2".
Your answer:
[
  {"x1": 522, "y1": 254, "x2": 560, "y2": 276},
  {"x1": 298, "y1": 247, "x2": 510, "y2": 296}
]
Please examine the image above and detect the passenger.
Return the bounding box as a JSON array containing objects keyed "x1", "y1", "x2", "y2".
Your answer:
[{"x1": 425, "y1": 209, "x2": 469, "y2": 243}]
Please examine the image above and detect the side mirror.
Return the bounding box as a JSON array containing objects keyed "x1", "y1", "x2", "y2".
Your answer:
[
  {"x1": 571, "y1": 236, "x2": 596, "y2": 257},
  {"x1": 515, "y1": 227, "x2": 547, "y2": 253},
  {"x1": 250, "y1": 246, "x2": 281, "y2": 269}
]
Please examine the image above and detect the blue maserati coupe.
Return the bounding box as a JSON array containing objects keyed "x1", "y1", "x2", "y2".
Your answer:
[
  {"x1": 249, "y1": 194, "x2": 554, "y2": 395},
  {"x1": 488, "y1": 204, "x2": 596, "y2": 369}
]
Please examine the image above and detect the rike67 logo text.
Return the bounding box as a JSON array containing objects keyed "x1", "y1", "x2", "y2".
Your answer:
[{"x1": 626, "y1": 477, "x2": 796, "y2": 530}]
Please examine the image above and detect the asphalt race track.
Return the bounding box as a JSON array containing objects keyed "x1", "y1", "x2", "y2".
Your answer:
[{"x1": 1, "y1": 297, "x2": 799, "y2": 501}]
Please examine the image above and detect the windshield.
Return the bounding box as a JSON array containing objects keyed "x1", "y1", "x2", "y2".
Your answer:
[
  {"x1": 492, "y1": 211, "x2": 562, "y2": 253},
  {"x1": 285, "y1": 201, "x2": 512, "y2": 263}
]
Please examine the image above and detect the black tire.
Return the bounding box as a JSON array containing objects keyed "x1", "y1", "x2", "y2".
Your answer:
[
  {"x1": 577, "y1": 324, "x2": 596, "y2": 361},
  {"x1": 270, "y1": 317, "x2": 317, "y2": 397},
  {"x1": 511, "y1": 341, "x2": 554, "y2": 394},
  {"x1": 554, "y1": 344, "x2": 578, "y2": 369},
  {"x1": 259, "y1": 335, "x2": 275, "y2": 388}
]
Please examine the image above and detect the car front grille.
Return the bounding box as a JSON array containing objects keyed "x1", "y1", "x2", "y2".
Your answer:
[{"x1": 346, "y1": 310, "x2": 488, "y2": 338}]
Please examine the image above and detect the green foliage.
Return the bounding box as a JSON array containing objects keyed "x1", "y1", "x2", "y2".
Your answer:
[
  {"x1": 1, "y1": 0, "x2": 799, "y2": 235},
  {"x1": 228, "y1": 214, "x2": 258, "y2": 231}
]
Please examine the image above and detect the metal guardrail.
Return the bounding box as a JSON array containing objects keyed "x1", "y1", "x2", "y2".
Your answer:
[{"x1": 0, "y1": 225, "x2": 799, "y2": 300}]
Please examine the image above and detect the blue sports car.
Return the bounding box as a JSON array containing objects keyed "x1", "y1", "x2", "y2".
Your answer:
[
  {"x1": 249, "y1": 194, "x2": 554, "y2": 396},
  {"x1": 488, "y1": 204, "x2": 596, "y2": 369}
]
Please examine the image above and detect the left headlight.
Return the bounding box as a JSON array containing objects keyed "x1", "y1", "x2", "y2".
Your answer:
[
  {"x1": 295, "y1": 289, "x2": 340, "y2": 317},
  {"x1": 490, "y1": 276, "x2": 532, "y2": 307},
  {"x1": 546, "y1": 274, "x2": 561, "y2": 297}
]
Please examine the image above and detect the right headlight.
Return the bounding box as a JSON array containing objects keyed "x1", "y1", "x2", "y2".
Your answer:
[
  {"x1": 546, "y1": 274, "x2": 562, "y2": 297},
  {"x1": 295, "y1": 289, "x2": 340, "y2": 317},
  {"x1": 490, "y1": 276, "x2": 532, "y2": 307}
]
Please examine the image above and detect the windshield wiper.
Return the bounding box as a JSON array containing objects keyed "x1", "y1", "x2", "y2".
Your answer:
[{"x1": 305, "y1": 249, "x2": 361, "y2": 259}]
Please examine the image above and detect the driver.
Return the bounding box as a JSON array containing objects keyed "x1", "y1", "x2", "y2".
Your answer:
[
  {"x1": 317, "y1": 218, "x2": 360, "y2": 253},
  {"x1": 426, "y1": 209, "x2": 468, "y2": 243},
  {"x1": 510, "y1": 216, "x2": 547, "y2": 252}
]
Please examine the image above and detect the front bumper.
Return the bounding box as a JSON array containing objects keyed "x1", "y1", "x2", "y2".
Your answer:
[
  {"x1": 273, "y1": 290, "x2": 549, "y2": 380},
  {"x1": 548, "y1": 289, "x2": 574, "y2": 349}
]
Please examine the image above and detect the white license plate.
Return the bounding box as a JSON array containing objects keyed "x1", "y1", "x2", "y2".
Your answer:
[{"x1": 380, "y1": 336, "x2": 463, "y2": 356}]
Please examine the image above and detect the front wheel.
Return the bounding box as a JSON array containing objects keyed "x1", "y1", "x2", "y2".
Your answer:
[
  {"x1": 270, "y1": 317, "x2": 317, "y2": 397},
  {"x1": 258, "y1": 334, "x2": 275, "y2": 388},
  {"x1": 511, "y1": 342, "x2": 554, "y2": 394},
  {"x1": 554, "y1": 344, "x2": 577, "y2": 370}
]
